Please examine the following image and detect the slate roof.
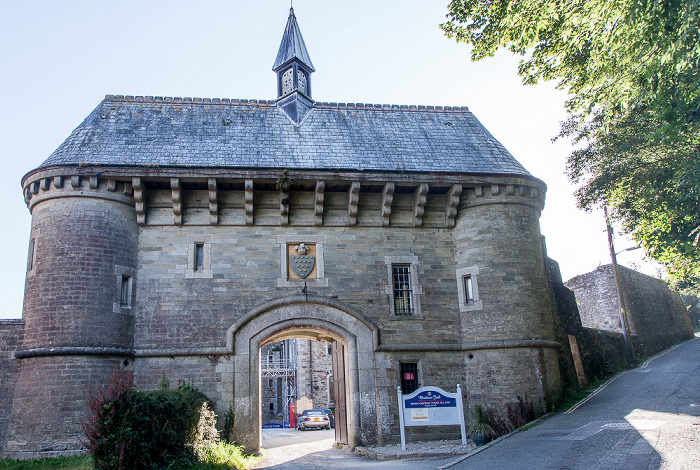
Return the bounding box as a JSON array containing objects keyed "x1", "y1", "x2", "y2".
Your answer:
[{"x1": 39, "y1": 95, "x2": 531, "y2": 177}]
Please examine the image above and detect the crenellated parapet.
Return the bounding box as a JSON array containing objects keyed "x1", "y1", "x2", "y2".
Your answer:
[
  {"x1": 23, "y1": 171, "x2": 135, "y2": 212},
  {"x1": 22, "y1": 167, "x2": 546, "y2": 227}
]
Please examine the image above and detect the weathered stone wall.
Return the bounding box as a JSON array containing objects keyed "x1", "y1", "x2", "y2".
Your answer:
[
  {"x1": 133, "y1": 225, "x2": 461, "y2": 351},
  {"x1": 4, "y1": 356, "x2": 129, "y2": 458},
  {"x1": 133, "y1": 356, "x2": 230, "y2": 415},
  {"x1": 543, "y1": 256, "x2": 584, "y2": 391},
  {"x1": 0, "y1": 320, "x2": 24, "y2": 454},
  {"x1": 576, "y1": 328, "x2": 637, "y2": 380},
  {"x1": 566, "y1": 265, "x2": 693, "y2": 357}
]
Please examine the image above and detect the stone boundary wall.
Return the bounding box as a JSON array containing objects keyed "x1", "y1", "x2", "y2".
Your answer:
[
  {"x1": 576, "y1": 328, "x2": 638, "y2": 380},
  {"x1": 567, "y1": 265, "x2": 693, "y2": 357},
  {"x1": 0, "y1": 320, "x2": 24, "y2": 454}
]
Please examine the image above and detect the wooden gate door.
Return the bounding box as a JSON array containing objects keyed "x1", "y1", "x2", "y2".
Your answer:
[{"x1": 331, "y1": 340, "x2": 348, "y2": 444}]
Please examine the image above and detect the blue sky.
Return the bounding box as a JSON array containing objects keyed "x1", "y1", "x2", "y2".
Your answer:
[{"x1": 0, "y1": 1, "x2": 660, "y2": 319}]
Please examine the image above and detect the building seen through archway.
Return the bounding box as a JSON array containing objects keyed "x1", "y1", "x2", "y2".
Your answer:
[{"x1": 261, "y1": 339, "x2": 334, "y2": 427}]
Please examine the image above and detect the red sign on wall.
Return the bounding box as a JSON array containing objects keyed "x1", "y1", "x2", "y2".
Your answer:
[{"x1": 404, "y1": 372, "x2": 414, "y2": 381}]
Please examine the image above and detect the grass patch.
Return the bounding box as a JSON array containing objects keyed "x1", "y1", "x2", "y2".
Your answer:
[
  {"x1": 0, "y1": 454, "x2": 92, "y2": 470},
  {"x1": 0, "y1": 443, "x2": 260, "y2": 470},
  {"x1": 191, "y1": 441, "x2": 262, "y2": 469}
]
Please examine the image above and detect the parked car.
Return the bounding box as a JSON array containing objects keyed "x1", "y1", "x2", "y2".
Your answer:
[
  {"x1": 297, "y1": 409, "x2": 331, "y2": 431},
  {"x1": 320, "y1": 408, "x2": 335, "y2": 428}
]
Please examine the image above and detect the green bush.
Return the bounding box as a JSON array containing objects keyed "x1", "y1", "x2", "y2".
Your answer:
[{"x1": 82, "y1": 369, "x2": 213, "y2": 470}]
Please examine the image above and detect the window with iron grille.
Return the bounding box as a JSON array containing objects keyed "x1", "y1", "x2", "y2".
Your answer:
[
  {"x1": 384, "y1": 255, "x2": 422, "y2": 318},
  {"x1": 392, "y1": 265, "x2": 413, "y2": 315},
  {"x1": 400, "y1": 362, "x2": 419, "y2": 394}
]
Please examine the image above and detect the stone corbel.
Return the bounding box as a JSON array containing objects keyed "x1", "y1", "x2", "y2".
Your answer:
[
  {"x1": 280, "y1": 186, "x2": 289, "y2": 226},
  {"x1": 381, "y1": 183, "x2": 394, "y2": 227},
  {"x1": 89, "y1": 176, "x2": 99, "y2": 190},
  {"x1": 245, "y1": 179, "x2": 254, "y2": 225},
  {"x1": 413, "y1": 183, "x2": 429, "y2": 227},
  {"x1": 40, "y1": 178, "x2": 51, "y2": 191},
  {"x1": 208, "y1": 178, "x2": 218, "y2": 225},
  {"x1": 53, "y1": 176, "x2": 64, "y2": 189},
  {"x1": 171, "y1": 178, "x2": 182, "y2": 226},
  {"x1": 445, "y1": 184, "x2": 462, "y2": 228},
  {"x1": 132, "y1": 177, "x2": 146, "y2": 226},
  {"x1": 348, "y1": 182, "x2": 360, "y2": 226},
  {"x1": 314, "y1": 180, "x2": 325, "y2": 226}
]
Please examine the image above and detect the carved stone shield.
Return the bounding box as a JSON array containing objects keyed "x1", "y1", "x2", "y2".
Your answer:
[{"x1": 290, "y1": 254, "x2": 315, "y2": 279}]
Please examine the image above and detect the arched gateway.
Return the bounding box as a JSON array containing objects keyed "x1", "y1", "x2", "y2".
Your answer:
[{"x1": 227, "y1": 296, "x2": 378, "y2": 451}]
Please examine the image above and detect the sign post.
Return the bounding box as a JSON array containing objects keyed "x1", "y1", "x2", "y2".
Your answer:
[{"x1": 397, "y1": 385, "x2": 466, "y2": 451}]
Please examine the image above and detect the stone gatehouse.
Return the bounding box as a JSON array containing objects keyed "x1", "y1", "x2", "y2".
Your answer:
[{"x1": 0, "y1": 8, "x2": 565, "y2": 457}]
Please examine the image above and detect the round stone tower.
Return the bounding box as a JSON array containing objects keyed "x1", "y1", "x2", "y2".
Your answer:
[
  {"x1": 454, "y1": 179, "x2": 562, "y2": 413},
  {"x1": 5, "y1": 173, "x2": 138, "y2": 455}
]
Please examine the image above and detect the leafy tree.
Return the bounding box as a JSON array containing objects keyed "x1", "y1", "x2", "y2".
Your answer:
[{"x1": 442, "y1": 0, "x2": 700, "y2": 289}]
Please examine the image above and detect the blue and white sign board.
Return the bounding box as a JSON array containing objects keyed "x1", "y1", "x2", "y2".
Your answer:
[{"x1": 397, "y1": 385, "x2": 466, "y2": 450}]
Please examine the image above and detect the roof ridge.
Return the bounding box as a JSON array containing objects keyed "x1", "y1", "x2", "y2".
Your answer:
[{"x1": 104, "y1": 95, "x2": 470, "y2": 112}]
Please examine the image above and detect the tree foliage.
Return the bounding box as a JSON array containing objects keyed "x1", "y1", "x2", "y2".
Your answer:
[{"x1": 442, "y1": 0, "x2": 700, "y2": 289}]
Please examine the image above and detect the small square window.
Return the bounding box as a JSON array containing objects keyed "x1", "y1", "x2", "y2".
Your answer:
[
  {"x1": 400, "y1": 362, "x2": 419, "y2": 394},
  {"x1": 269, "y1": 402, "x2": 275, "y2": 411}
]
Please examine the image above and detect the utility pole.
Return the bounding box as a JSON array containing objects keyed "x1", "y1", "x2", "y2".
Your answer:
[{"x1": 604, "y1": 206, "x2": 635, "y2": 366}]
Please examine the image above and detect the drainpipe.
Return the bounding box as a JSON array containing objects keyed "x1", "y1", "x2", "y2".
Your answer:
[{"x1": 309, "y1": 340, "x2": 314, "y2": 400}]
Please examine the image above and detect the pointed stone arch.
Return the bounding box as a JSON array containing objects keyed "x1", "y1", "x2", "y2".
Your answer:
[{"x1": 226, "y1": 296, "x2": 379, "y2": 452}]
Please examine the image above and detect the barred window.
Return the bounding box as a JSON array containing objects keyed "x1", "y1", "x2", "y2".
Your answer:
[
  {"x1": 400, "y1": 362, "x2": 419, "y2": 394},
  {"x1": 392, "y1": 265, "x2": 413, "y2": 315}
]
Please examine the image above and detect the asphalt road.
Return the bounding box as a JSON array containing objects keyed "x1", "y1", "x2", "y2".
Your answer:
[
  {"x1": 450, "y1": 335, "x2": 700, "y2": 470},
  {"x1": 253, "y1": 335, "x2": 700, "y2": 469}
]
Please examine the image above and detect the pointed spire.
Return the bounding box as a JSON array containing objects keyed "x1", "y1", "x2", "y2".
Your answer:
[
  {"x1": 273, "y1": 7, "x2": 315, "y2": 126},
  {"x1": 273, "y1": 8, "x2": 315, "y2": 72}
]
